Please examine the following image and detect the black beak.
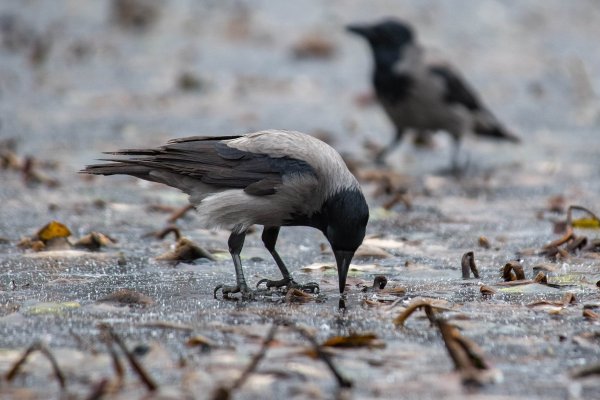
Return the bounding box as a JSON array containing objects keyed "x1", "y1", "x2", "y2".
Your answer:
[
  {"x1": 346, "y1": 24, "x2": 371, "y2": 38},
  {"x1": 334, "y1": 250, "x2": 354, "y2": 293}
]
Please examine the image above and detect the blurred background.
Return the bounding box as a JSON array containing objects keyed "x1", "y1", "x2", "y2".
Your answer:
[
  {"x1": 1, "y1": 2, "x2": 600, "y2": 398},
  {"x1": 1, "y1": 0, "x2": 599, "y2": 172}
]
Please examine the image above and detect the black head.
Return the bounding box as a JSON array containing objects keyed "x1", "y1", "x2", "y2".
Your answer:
[
  {"x1": 322, "y1": 188, "x2": 369, "y2": 293},
  {"x1": 347, "y1": 19, "x2": 415, "y2": 50}
]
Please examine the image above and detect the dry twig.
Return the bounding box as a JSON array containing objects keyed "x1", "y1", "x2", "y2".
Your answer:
[
  {"x1": 5, "y1": 341, "x2": 66, "y2": 389},
  {"x1": 99, "y1": 323, "x2": 157, "y2": 391}
]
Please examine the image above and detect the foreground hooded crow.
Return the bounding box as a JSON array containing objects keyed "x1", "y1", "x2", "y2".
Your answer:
[
  {"x1": 82, "y1": 130, "x2": 369, "y2": 299},
  {"x1": 347, "y1": 19, "x2": 519, "y2": 167}
]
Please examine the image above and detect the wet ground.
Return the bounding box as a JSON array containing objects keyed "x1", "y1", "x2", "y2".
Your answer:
[{"x1": 1, "y1": 1, "x2": 599, "y2": 399}]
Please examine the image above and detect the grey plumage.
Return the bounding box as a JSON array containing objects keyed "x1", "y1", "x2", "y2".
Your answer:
[
  {"x1": 82, "y1": 130, "x2": 369, "y2": 298},
  {"x1": 347, "y1": 19, "x2": 520, "y2": 166}
]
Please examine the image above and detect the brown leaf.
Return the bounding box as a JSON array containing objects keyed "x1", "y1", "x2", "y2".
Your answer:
[
  {"x1": 285, "y1": 288, "x2": 315, "y2": 303},
  {"x1": 186, "y1": 335, "x2": 215, "y2": 348},
  {"x1": 479, "y1": 285, "x2": 497, "y2": 296},
  {"x1": 502, "y1": 260, "x2": 525, "y2": 281},
  {"x1": 291, "y1": 34, "x2": 335, "y2": 59},
  {"x1": 354, "y1": 244, "x2": 393, "y2": 259},
  {"x1": 461, "y1": 251, "x2": 479, "y2": 279},
  {"x1": 393, "y1": 298, "x2": 452, "y2": 327},
  {"x1": 322, "y1": 333, "x2": 385, "y2": 349},
  {"x1": 156, "y1": 237, "x2": 215, "y2": 262},
  {"x1": 98, "y1": 289, "x2": 154, "y2": 306},
  {"x1": 583, "y1": 309, "x2": 599, "y2": 320},
  {"x1": 533, "y1": 271, "x2": 548, "y2": 284},
  {"x1": 75, "y1": 232, "x2": 117, "y2": 250},
  {"x1": 478, "y1": 236, "x2": 491, "y2": 249}
]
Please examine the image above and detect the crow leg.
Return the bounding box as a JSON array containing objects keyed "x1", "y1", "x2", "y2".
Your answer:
[
  {"x1": 256, "y1": 226, "x2": 319, "y2": 293},
  {"x1": 449, "y1": 135, "x2": 469, "y2": 175},
  {"x1": 375, "y1": 130, "x2": 404, "y2": 165},
  {"x1": 214, "y1": 230, "x2": 254, "y2": 300},
  {"x1": 413, "y1": 130, "x2": 434, "y2": 148}
]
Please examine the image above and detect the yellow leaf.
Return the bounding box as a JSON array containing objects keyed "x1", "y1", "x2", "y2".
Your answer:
[
  {"x1": 571, "y1": 218, "x2": 600, "y2": 229},
  {"x1": 37, "y1": 221, "x2": 71, "y2": 241}
]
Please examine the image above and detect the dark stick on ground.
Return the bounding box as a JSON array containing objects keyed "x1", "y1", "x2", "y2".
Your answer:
[
  {"x1": 152, "y1": 225, "x2": 182, "y2": 240},
  {"x1": 85, "y1": 378, "x2": 110, "y2": 400},
  {"x1": 461, "y1": 251, "x2": 479, "y2": 279},
  {"x1": 289, "y1": 323, "x2": 353, "y2": 388},
  {"x1": 167, "y1": 204, "x2": 195, "y2": 223},
  {"x1": 212, "y1": 324, "x2": 279, "y2": 400},
  {"x1": 230, "y1": 324, "x2": 279, "y2": 390},
  {"x1": 99, "y1": 328, "x2": 125, "y2": 387},
  {"x1": 5, "y1": 341, "x2": 66, "y2": 389},
  {"x1": 212, "y1": 320, "x2": 352, "y2": 400},
  {"x1": 99, "y1": 323, "x2": 158, "y2": 391}
]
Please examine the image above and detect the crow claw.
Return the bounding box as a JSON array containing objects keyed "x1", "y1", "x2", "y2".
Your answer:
[{"x1": 213, "y1": 284, "x2": 253, "y2": 300}]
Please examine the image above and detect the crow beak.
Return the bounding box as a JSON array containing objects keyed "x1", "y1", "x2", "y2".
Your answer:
[
  {"x1": 334, "y1": 250, "x2": 354, "y2": 293},
  {"x1": 346, "y1": 24, "x2": 371, "y2": 38}
]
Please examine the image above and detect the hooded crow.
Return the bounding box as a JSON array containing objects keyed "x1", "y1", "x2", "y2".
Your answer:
[
  {"x1": 347, "y1": 19, "x2": 519, "y2": 167},
  {"x1": 81, "y1": 130, "x2": 369, "y2": 299}
]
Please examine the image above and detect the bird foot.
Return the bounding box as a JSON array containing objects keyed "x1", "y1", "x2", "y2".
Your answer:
[
  {"x1": 256, "y1": 278, "x2": 320, "y2": 294},
  {"x1": 213, "y1": 283, "x2": 256, "y2": 300}
]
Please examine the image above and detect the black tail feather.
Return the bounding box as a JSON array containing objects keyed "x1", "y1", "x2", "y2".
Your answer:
[{"x1": 474, "y1": 123, "x2": 520, "y2": 143}]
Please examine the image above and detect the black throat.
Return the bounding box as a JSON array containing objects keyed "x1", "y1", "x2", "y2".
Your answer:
[{"x1": 284, "y1": 188, "x2": 369, "y2": 250}]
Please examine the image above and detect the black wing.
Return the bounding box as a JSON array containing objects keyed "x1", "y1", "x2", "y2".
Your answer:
[
  {"x1": 81, "y1": 135, "x2": 316, "y2": 196},
  {"x1": 429, "y1": 65, "x2": 483, "y2": 111}
]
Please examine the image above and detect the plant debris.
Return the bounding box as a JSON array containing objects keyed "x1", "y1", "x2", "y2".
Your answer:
[
  {"x1": 97, "y1": 288, "x2": 154, "y2": 306},
  {"x1": 461, "y1": 251, "x2": 479, "y2": 279},
  {"x1": 18, "y1": 220, "x2": 72, "y2": 251},
  {"x1": 291, "y1": 33, "x2": 336, "y2": 59},
  {"x1": 480, "y1": 285, "x2": 497, "y2": 296},
  {"x1": 478, "y1": 236, "x2": 491, "y2": 249},
  {"x1": 111, "y1": 0, "x2": 160, "y2": 31},
  {"x1": 74, "y1": 232, "x2": 117, "y2": 250},
  {"x1": 435, "y1": 318, "x2": 500, "y2": 386},
  {"x1": 322, "y1": 333, "x2": 385, "y2": 349},
  {"x1": 99, "y1": 323, "x2": 158, "y2": 391},
  {"x1": 167, "y1": 204, "x2": 195, "y2": 223},
  {"x1": 527, "y1": 292, "x2": 576, "y2": 307},
  {"x1": 5, "y1": 342, "x2": 66, "y2": 389},
  {"x1": 156, "y1": 237, "x2": 215, "y2": 262},
  {"x1": 357, "y1": 168, "x2": 412, "y2": 210},
  {"x1": 539, "y1": 205, "x2": 600, "y2": 258},
  {"x1": 502, "y1": 260, "x2": 526, "y2": 281},
  {"x1": 393, "y1": 298, "x2": 453, "y2": 327},
  {"x1": 285, "y1": 288, "x2": 316, "y2": 303}
]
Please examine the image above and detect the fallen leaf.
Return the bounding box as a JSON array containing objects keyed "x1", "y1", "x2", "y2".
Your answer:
[
  {"x1": 186, "y1": 335, "x2": 216, "y2": 348},
  {"x1": 36, "y1": 221, "x2": 71, "y2": 242},
  {"x1": 480, "y1": 285, "x2": 497, "y2": 296},
  {"x1": 478, "y1": 236, "x2": 491, "y2": 249},
  {"x1": 571, "y1": 218, "x2": 600, "y2": 229},
  {"x1": 285, "y1": 288, "x2": 316, "y2": 303},
  {"x1": 354, "y1": 244, "x2": 393, "y2": 259},
  {"x1": 301, "y1": 262, "x2": 335, "y2": 272},
  {"x1": 322, "y1": 333, "x2": 385, "y2": 349},
  {"x1": 393, "y1": 298, "x2": 453, "y2": 327},
  {"x1": 23, "y1": 301, "x2": 80, "y2": 316},
  {"x1": 502, "y1": 261, "x2": 525, "y2": 281},
  {"x1": 98, "y1": 289, "x2": 154, "y2": 306},
  {"x1": 156, "y1": 237, "x2": 215, "y2": 262},
  {"x1": 74, "y1": 232, "x2": 117, "y2": 250},
  {"x1": 291, "y1": 34, "x2": 335, "y2": 59}
]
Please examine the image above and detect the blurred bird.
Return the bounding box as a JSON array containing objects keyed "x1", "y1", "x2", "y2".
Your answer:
[
  {"x1": 82, "y1": 130, "x2": 369, "y2": 299},
  {"x1": 347, "y1": 19, "x2": 519, "y2": 167}
]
